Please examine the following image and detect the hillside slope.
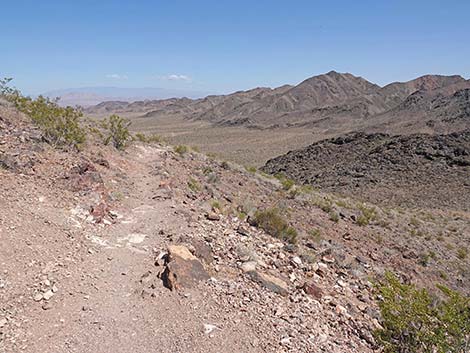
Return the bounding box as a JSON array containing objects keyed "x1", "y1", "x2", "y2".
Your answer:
[
  {"x1": 2, "y1": 101, "x2": 470, "y2": 352},
  {"x1": 262, "y1": 131, "x2": 470, "y2": 211}
]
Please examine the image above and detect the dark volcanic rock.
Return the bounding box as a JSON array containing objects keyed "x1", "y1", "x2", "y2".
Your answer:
[{"x1": 262, "y1": 131, "x2": 470, "y2": 210}]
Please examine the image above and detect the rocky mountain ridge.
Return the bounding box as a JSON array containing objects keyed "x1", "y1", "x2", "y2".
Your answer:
[
  {"x1": 262, "y1": 130, "x2": 470, "y2": 211},
  {"x1": 86, "y1": 72, "x2": 470, "y2": 135}
]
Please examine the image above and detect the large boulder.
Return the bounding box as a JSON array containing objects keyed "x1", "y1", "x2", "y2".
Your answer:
[{"x1": 160, "y1": 245, "x2": 210, "y2": 290}]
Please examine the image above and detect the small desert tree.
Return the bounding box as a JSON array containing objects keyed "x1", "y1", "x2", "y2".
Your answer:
[
  {"x1": 375, "y1": 272, "x2": 470, "y2": 353},
  {"x1": 1, "y1": 78, "x2": 86, "y2": 149},
  {"x1": 102, "y1": 114, "x2": 131, "y2": 150}
]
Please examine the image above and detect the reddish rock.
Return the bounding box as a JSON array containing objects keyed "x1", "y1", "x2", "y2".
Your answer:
[
  {"x1": 303, "y1": 282, "x2": 323, "y2": 299},
  {"x1": 91, "y1": 202, "x2": 109, "y2": 223}
]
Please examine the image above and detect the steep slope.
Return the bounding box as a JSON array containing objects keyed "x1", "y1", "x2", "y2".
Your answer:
[
  {"x1": 367, "y1": 84, "x2": 470, "y2": 135},
  {"x1": 262, "y1": 131, "x2": 470, "y2": 210},
  {"x1": 379, "y1": 74, "x2": 467, "y2": 107}
]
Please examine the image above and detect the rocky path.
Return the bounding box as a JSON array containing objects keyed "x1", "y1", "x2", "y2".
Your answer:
[{"x1": 3, "y1": 146, "x2": 264, "y2": 353}]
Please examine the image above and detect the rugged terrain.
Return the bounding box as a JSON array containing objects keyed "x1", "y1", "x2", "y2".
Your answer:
[
  {"x1": 84, "y1": 71, "x2": 470, "y2": 166},
  {"x1": 1, "y1": 98, "x2": 470, "y2": 352},
  {"x1": 86, "y1": 72, "x2": 470, "y2": 133},
  {"x1": 262, "y1": 131, "x2": 470, "y2": 211}
]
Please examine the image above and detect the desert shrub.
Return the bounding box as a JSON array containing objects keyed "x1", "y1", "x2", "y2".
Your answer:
[
  {"x1": 174, "y1": 145, "x2": 189, "y2": 156},
  {"x1": 312, "y1": 197, "x2": 333, "y2": 213},
  {"x1": 274, "y1": 172, "x2": 295, "y2": 191},
  {"x1": 250, "y1": 208, "x2": 298, "y2": 244},
  {"x1": 211, "y1": 200, "x2": 221, "y2": 211},
  {"x1": 418, "y1": 253, "x2": 430, "y2": 267},
  {"x1": 134, "y1": 132, "x2": 163, "y2": 144},
  {"x1": 329, "y1": 211, "x2": 340, "y2": 223},
  {"x1": 309, "y1": 228, "x2": 322, "y2": 242},
  {"x1": 356, "y1": 204, "x2": 377, "y2": 226},
  {"x1": 187, "y1": 177, "x2": 200, "y2": 192},
  {"x1": 102, "y1": 115, "x2": 131, "y2": 150},
  {"x1": 221, "y1": 161, "x2": 230, "y2": 170},
  {"x1": 1, "y1": 78, "x2": 86, "y2": 149},
  {"x1": 245, "y1": 165, "x2": 257, "y2": 174},
  {"x1": 375, "y1": 272, "x2": 470, "y2": 353},
  {"x1": 457, "y1": 248, "x2": 468, "y2": 260}
]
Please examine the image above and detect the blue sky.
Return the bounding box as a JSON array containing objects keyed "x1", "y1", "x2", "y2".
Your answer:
[{"x1": 1, "y1": 0, "x2": 469, "y2": 95}]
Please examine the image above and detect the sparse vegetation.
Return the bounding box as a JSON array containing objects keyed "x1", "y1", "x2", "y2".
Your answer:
[
  {"x1": 274, "y1": 173, "x2": 295, "y2": 191},
  {"x1": 245, "y1": 165, "x2": 257, "y2": 174},
  {"x1": 1, "y1": 78, "x2": 86, "y2": 149},
  {"x1": 102, "y1": 114, "x2": 131, "y2": 150},
  {"x1": 329, "y1": 211, "x2": 340, "y2": 223},
  {"x1": 250, "y1": 208, "x2": 298, "y2": 244},
  {"x1": 457, "y1": 248, "x2": 468, "y2": 260},
  {"x1": 174, "y1": 145, "x2": 189, "y2": 156},
  {"x1": 356, "y1": 204, "x2": 377, "y2": 226},
  {"x1": 134, "y1": 132, "x2": 164, "y2": 144},
  {"x1": 375, "y1": 272, "x2": 470, "y2": 353},
  {"x1": 211, "y1": 200, "x2": 222, "y2": 211},
  {"x1": 312, "y1": 197, "x2": 333, "y2": 213},
  {"x1": 309, "y1": 228, "x2": 322, "y2": 242},
  {"x1": 187, "y1": 177, "x2": 201, "y2": 192}
]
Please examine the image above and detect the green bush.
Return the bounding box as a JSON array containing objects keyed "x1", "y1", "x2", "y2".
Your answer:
[
  {"x1": 356, "y1": 204, "x2": 377, "y2": 226},
  {"x1": 245, "y1": 165, "x2": 257, "y2": 174},
  {"x1": 187, "y1": 177, "x2": 200, "y2": 192},
  {"x1": 329, "y1": 211, "x2": 340, "y2": 223},
  {"x1": 174, "y1": 145, "x2": 189, "y2": 156},
  {"x1": 134, "y1": 132, "x2": 163, "y2": 144},
  {"x1": 1, "y1": 78, "x2": 86, "y2": 149},
  {"x1": 102, "y1": 115, "x2": 131, "y2": 150},
  {"x1": 250, "y1": 208, "x2": 297, "y2": 244},
  {"x1": 375, "y1": 272, "x2": 470, "y2": 353},
  {"x1": 274, "y1": 172, "x2": 296, "y2": 191},
  {"x1": 457, "y1": 248, "x2": 468, "y2": 260}
]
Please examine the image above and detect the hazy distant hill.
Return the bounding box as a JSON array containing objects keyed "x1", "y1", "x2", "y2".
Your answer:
[{"x1": 43, "y1": 86, "x2": 211, "y2": 107}]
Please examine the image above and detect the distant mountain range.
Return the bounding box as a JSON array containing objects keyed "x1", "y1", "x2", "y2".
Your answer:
[
  {"x1": 85, "y1": 71, "x2": 470, "y2": 136},
  {"x1": 42, "y1": 86, "x2": 212, "y2": 107}
]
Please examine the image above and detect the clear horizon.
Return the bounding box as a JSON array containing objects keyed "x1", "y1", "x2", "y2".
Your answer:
[{"x1": 2, "y1": 0, "x2": 469, "y2": 95}]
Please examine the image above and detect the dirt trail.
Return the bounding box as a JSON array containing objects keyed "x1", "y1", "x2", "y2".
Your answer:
[{"x1": 11, "y1": 146, "x2": 261, "y2": 353}]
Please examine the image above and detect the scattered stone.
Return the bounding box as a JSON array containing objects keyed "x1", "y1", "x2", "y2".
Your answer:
[
  {"x1": 191, "y1": 239, "x2": 214, "y2": 265},
  {"x1": 0, "y1": 318, "x2": 7, "y2": 328},
  {"x1": 33, "y1": 293, "x2": 43, "y2": 302},
  {"x1": 205, "y1": 212, "x2": 221, "y2": 221},
  {"x1": 302, "y1": 282, "x2": 323, "y2": 299},
  {"x1": 43, "y1": 289, "x2": 54, "y2": 300},
  {"x1": 236, "y1": 224, "x2": 251, "y2": 237},
  {"x1": 239, "y1": 261, "x2": 257, "y2": 273},
  {"x1": 42, "y1": 302, "x2": 53, "y2": 310},
  {"x1": 247, "y1": 271, "x2": 289, "y2": 296},
  {"x1": 291, "y1": 256, "x2": 302, "y2": 266}
]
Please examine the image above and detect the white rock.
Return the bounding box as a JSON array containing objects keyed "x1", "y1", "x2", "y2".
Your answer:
[
  {"x1": 0, "y1": 318, "x2": 7, "y2": 328},
  {"x1": 33, "y1": 293, "x2": 43, "y2": 302},
  {"x1": 43, "y1": 290, "x2": 54, "y2": 301},
  {"x1": 203, "y1": 323, "x2": 218, "y2": 334}
]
